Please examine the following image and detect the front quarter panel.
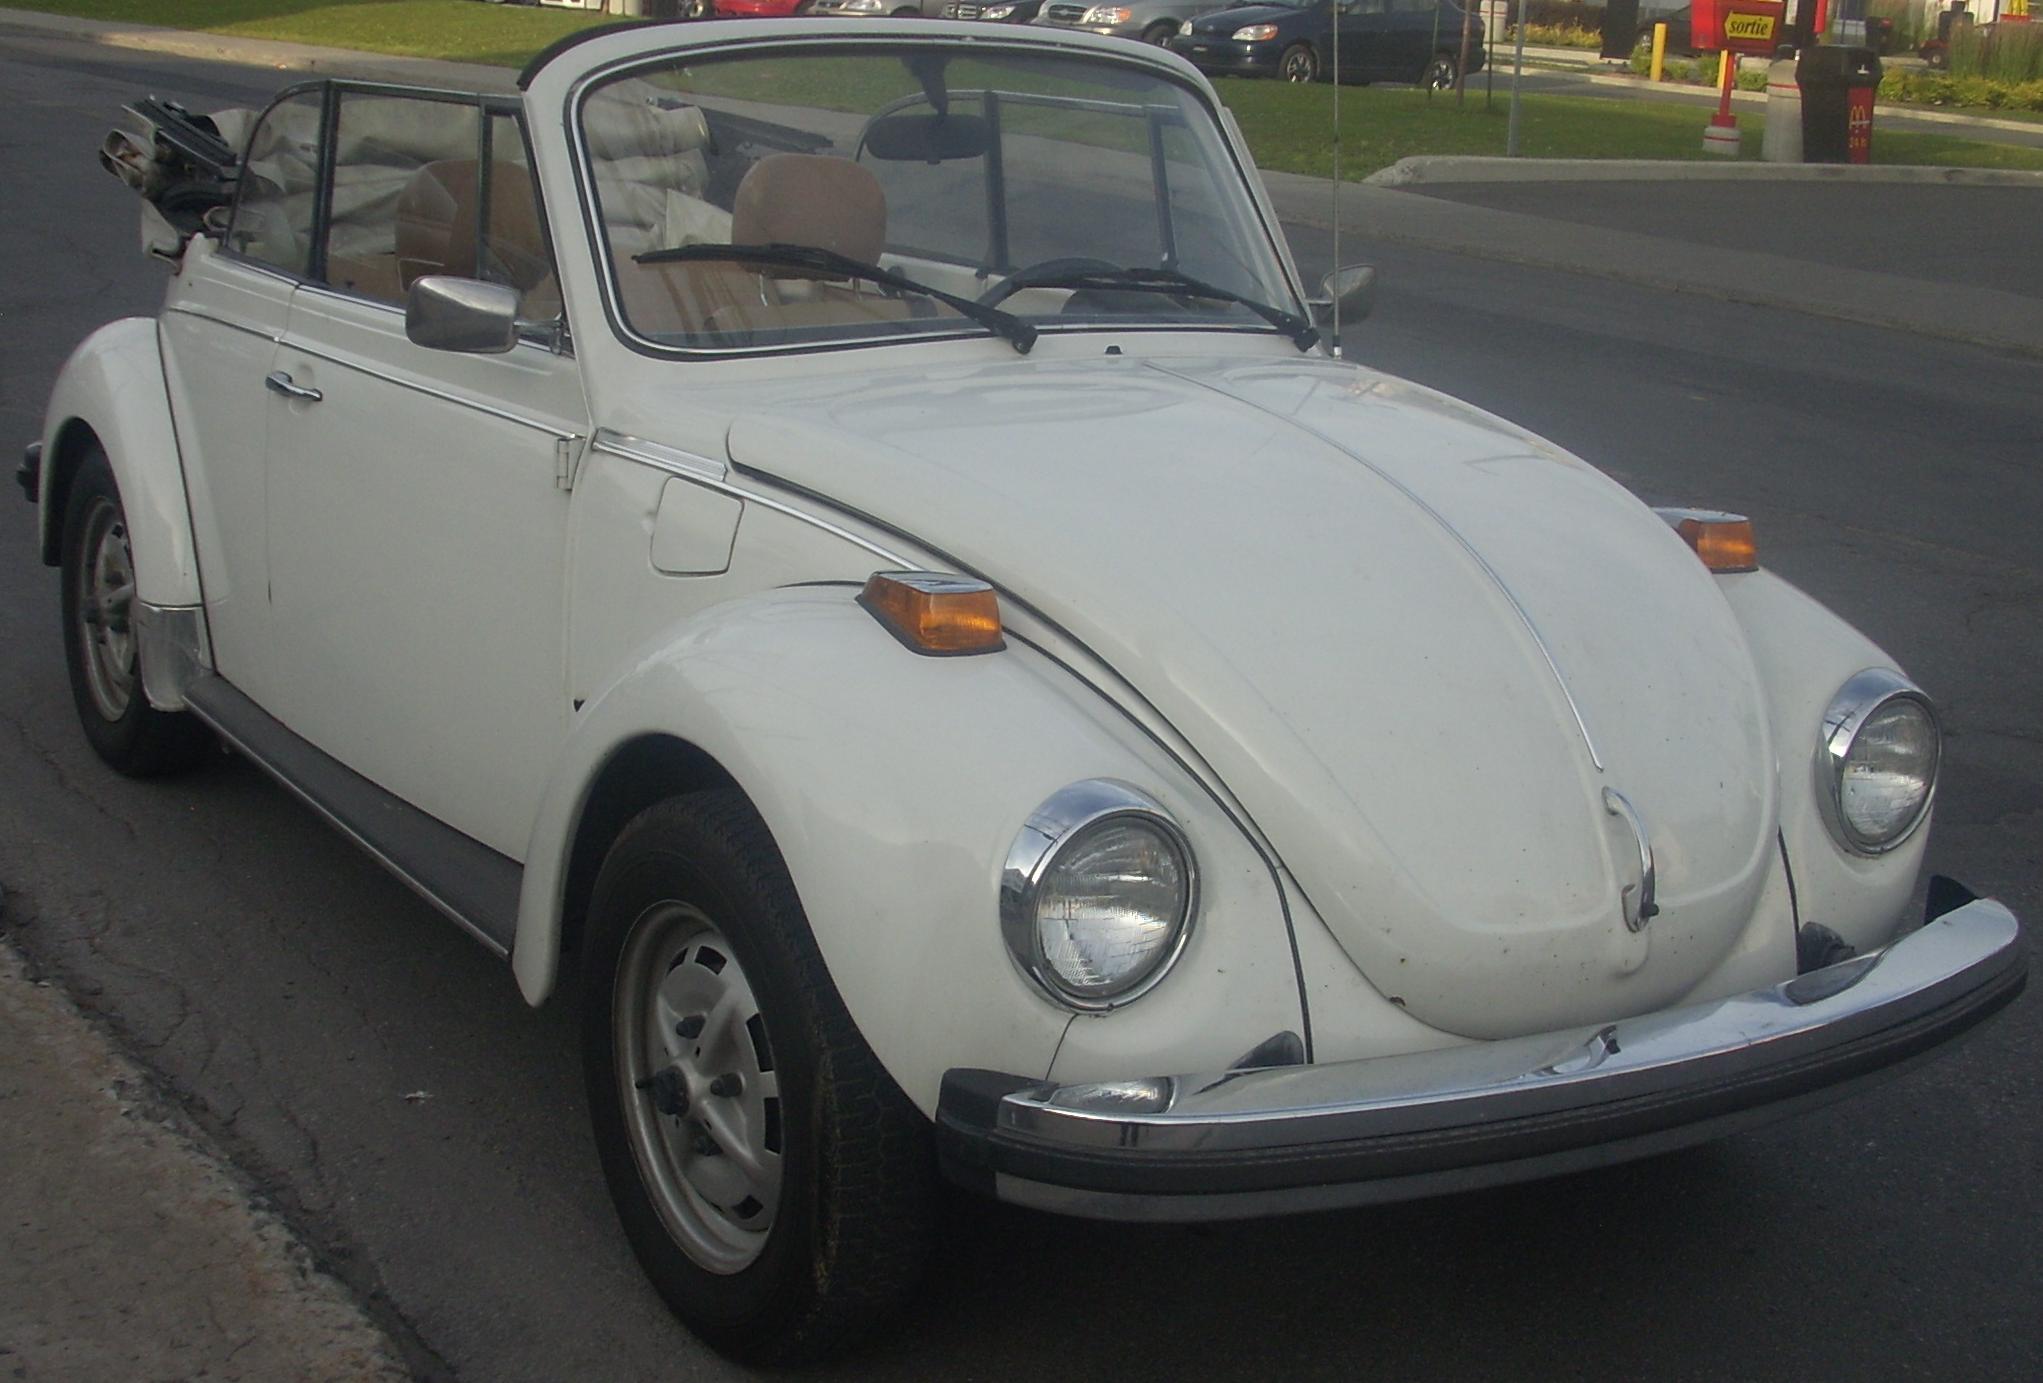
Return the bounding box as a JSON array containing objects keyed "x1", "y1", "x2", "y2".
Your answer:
[
  {"x1": 516, "y1": 586, "x2": 1306, "y2": 1115},
  {"x1": 1720, "y1": 570, "x2": 1930, "y2": 953},
  {"x1": 39, "y1": 318, "x2": 202, "y2": 606}
]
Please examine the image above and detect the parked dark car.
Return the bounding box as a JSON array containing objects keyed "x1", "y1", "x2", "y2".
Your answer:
[
  {"x1": 1636, "y1": 4, "x2": 1699, "y2": 58},
  {"x1": 1170, "y1": 0, "x2": 1487, "y2": 88}
]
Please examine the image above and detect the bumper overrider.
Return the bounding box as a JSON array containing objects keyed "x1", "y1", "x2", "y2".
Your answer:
[{"x1": 938, "y1": 890, "x2": 2025, "y2": 1221}]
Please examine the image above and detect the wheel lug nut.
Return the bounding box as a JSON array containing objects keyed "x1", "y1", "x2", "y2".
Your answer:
[
  {"x1": 675, "y1": 1015, "x2": 705, "y2": 1039},
  {"x1": 709, "y1": 1074, "x2": 742, "y2": 1098}
]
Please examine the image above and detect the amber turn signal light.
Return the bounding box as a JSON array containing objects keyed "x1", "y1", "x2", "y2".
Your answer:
[
  {"x1": 1674, "y1": 514, "x2": 1758, "y2": 574},
  {"x1": 858, "y1": 572, "x2": 1006, "y2": 655}
]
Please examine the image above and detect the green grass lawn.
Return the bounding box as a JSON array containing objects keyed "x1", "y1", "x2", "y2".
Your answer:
[
  {"x1": 5, "y1": 0, "x2": 602, "y2": 67},
  {"x1": 1218, "y1": 80, "x2": 2043, "y2": 176},
  {"x1": 10, "y1": 1, "x2": 2043, "y2": 173}
]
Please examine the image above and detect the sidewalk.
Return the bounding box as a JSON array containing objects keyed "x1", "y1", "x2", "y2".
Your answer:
[{"x1": 0, "y1": 908, "x2": 411, "y2": 1382}]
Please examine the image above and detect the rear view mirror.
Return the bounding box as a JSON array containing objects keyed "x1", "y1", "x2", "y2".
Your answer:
[
  {"x1": 861, "y1": 112, "x2": 992, "y2": 163},
  {"x1": 1310, "y1": 264, "x2": 1378, "y2": 328},
  {"x1": 406, "y1": 276, "x2": 520, "y2": 355}
]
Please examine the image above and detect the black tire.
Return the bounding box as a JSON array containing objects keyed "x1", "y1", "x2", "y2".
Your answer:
[
  {"x1": 58, "y1": 447, "x2": 214, "y2": 778},
  {"x1": 1141, "y1": 20, "x2": 1177, "y2": 45},
  {"x1": 581, "y1": 791, "x2": 936, "y2": 1364},
  {"x1": 1279, "y1": 43, "x2": 1319, "y2": 83},
  {"x1": 1422, "y1": 51, "x2": 1458, "y2": 89}
]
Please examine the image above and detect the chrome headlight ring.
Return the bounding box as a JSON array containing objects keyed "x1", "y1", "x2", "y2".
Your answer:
[
  {"x1": 999, "y1": 779, "x2": 1198, "y2": 1012},
  {"x1": 1817, "y1": 668, "x2": 1941, "y2": 856}
]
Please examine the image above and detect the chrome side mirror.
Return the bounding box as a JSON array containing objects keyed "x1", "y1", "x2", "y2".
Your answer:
[
  {"x1": 405, "y1": 276, "x2": 521, "y2": 354},
  {"x1": 1308, "y1": 264, "x2": 1378, "y2": 328}
]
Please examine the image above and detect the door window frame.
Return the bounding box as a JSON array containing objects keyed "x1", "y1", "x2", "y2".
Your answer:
[{"x1": 221, "y1": 78, "x2": 563, "y2": 343}]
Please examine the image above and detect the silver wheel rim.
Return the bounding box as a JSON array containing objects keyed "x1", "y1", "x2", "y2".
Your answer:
[
  {"x1": 1427, "y1": 59, "x2": 1454, "y2": 89},
  {"x1": 615, "y1": 903, "x2": 783, "y2": 1275},
  {"x1": 1284, "y1": 51, "x2": 1313, "y2": 81},
  {"x1": 76, "y1": 494, "x2": 138, "y2": 722}
]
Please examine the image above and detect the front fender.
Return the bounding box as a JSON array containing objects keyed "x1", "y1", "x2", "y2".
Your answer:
[
  {"x1": 1720, "y1": 570, "x2": 1929, "y2": 954},
  {"x1": 515, "y1": 585, "x2": 1306, "y2": 1115},
  {"x1": 39, "y1": 318, "x2": 202, "y2": 606}
]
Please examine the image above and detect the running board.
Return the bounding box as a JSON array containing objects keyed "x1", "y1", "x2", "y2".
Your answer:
[{"x1": 183, "y1": 675, "x2": 521, "y2": 958}]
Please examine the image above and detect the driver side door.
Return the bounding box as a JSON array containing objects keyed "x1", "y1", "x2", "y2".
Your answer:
[{"x1": 260, "y1": 89, "x2": 585, "y2": 862}]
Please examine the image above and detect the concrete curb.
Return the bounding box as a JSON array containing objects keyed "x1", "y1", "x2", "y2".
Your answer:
[
  {"x1": 1524, "y1": 64, "x2": 2043, "y2": 136},
  {"x1": 1260, "y1": 170, "x2": 2043, "y2": 360},
  {"x1": 1368, "y1": 155, "x2": 2043, "y2": 187},
  {"x1": 0, "y1": 924, "x2": 412, "y2": 1381}
]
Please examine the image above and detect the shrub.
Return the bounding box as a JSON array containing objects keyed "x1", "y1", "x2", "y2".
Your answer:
[
  {"x1": 1882, "y1": 68, "x2": 2043, "y2": 112},
  {"x1": 1519, "y1": 21, "x2": 1603, "y2": 47},
  {"x1": 1520, "y1": 1, "x2": 1605, "y2": 30}
]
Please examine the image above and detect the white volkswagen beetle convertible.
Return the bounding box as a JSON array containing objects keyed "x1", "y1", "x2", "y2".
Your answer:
[{"x1": 24, "y1": 17, "x2": 2025, "y2": 1363}]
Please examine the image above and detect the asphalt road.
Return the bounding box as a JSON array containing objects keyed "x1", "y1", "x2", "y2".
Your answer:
[
  {"x1": 1405, "y1": 180, "x2": 2043, "y2": 300},
  {"x1": 2, "y1": 30, "x2": 2038, "y2": 1383}
]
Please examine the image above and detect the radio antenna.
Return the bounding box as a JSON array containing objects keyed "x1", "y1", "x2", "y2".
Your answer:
[{"x1": 1331, "y1": 0, "x2": 1342, "y2": 359}]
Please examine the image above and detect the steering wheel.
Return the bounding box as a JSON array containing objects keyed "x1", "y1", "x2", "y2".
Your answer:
[{"x1": 976, "y1": 256, "x2": 1121, "y2": 307}]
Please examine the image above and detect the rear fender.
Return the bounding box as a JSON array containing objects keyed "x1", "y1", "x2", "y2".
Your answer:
[
  {"x1": 514, "y1": 585, "x2": 1304, "y2": 1114},
  {"x1": 38, "y1": 318, "x2": 203, "y2": 607}
]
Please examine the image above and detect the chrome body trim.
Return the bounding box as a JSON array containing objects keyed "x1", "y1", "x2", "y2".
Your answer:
[
  {"x1": 1652, "y1": 505, "x2": 1749, "y2": 529},
  {"x1": 998, "y1": 779, "x2": 1199, "y2": 1012},
  {"x1": 1817, "y1": 668, "x2": 1940, "y2": 856},
  {"x1": 163, "y1": 304, "x2": 282, "y2": 344},
  {"x1": 590, "y1": 430, "x2": 916, "y2": 567},
  {"x1": 134, "y1": 602, "x2": 214, "y2": 713},
  {"x1": 939, "y1": 898, "x2": 2024, "y2": 1218},
  {"x1": 1601, "y1": 786, "x2": 1658, "y2": 932},
  {"x1": 279, "y1": 337, "x2": 577, "y2": 439}
]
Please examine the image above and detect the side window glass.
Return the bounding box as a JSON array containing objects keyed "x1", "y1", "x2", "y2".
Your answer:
[
  {"x1": 327, "y1": 92, "x2": 480, "y2": 307},
  {"x1": 479, "y1": 113, "x2": 562, "y2": 320},
  {"x1": 227, "y1": 89, "x2": 324, "y2": 277}
]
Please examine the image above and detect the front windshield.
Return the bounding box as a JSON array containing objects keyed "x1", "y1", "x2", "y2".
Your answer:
[{"x1": 578, "y1": 44, "x2": 1298, "y2": 352}]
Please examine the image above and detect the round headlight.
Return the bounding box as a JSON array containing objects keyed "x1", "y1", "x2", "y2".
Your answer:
[
  {"x1": 1819, "y1": 669, "x2": 1940, "y2": 855},
  {"x1": 1001, "y1": 781, "x2": 1196, "y2": 1010}
]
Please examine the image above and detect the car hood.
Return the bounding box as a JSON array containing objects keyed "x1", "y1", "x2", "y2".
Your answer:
[{"x1": 725, "y1": 354, "x2": 1777, "y2": 1039}]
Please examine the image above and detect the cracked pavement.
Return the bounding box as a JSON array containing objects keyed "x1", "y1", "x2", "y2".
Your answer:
[{"x1": 1, "y1": 21, "x2": 2037, "y2": 1383}]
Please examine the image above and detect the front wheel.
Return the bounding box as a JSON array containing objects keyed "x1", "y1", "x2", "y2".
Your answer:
[
  {"x1": 1280, "y1": 43, "x2": 1319, "y2": 83},
  {"x1": 581, "y1": 791, "x2": 936, "y2": 1364},
  {"x1": 58, "y1": 447, "x2": 213, "y2": 777},
  {"x1": 1141, "y1": 21, "x2": 1178, "y2": 45},
  {"x1": 1422, "y1": 51, "x2": 1458, "y2": 90}
]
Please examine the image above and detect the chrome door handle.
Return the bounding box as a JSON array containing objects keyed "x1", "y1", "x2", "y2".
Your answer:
[{"x1": 265, "y1": 371, "x2": 322, "y2": 402}]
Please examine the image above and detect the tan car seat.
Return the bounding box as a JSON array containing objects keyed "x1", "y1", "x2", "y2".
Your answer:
[
  {"x1": 616, "y1": 153, "x2": 918, "y2": 340},
  {"x1": 394, "y1": 159, "x2": 561, "y2": 317}
]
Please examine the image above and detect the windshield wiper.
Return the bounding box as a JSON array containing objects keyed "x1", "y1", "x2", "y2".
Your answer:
[
  {"x1": 1005, "y1": 264, "x2": 1318, "y2": 352},
  {"x1": 634, "y1": 242, "x2": 1037, "y2": 354}
]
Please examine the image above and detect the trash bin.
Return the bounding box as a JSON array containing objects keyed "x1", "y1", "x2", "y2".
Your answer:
[{"x1": 1797, "y1": 45, "x2": 1882, "y2": 165}]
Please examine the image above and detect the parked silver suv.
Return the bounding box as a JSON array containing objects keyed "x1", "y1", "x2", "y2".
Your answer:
[{"x1": 1031, "y1": 0, "x2": 1230, "y2": 44}]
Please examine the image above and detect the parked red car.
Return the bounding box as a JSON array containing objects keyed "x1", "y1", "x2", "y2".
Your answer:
[{"x1": 713, "y1": 0, "x2": 808, "y2": 15}]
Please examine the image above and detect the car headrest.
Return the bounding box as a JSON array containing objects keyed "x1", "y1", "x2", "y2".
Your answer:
[
  {"x1": 730, "y1": 154, "x2": 887, "y2": 271},
  {"x1": 395, "y1": 159, "x2": 551, "y2": 293}
]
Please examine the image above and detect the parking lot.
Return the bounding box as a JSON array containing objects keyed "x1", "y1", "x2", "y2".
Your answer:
[{"x1": 1, "y1": 23, "x2": 2037, "y2": 1383}]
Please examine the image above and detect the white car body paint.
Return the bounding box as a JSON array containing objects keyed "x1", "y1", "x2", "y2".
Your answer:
[{"x1": 36, "y1": 19, "x2": 1936, "y2": 1120}]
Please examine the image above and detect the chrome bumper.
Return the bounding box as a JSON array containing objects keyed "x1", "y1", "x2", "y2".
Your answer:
[{"x1": 937, "y1": 895, "x2": 2025, "y2": 1221}]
